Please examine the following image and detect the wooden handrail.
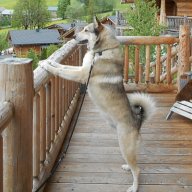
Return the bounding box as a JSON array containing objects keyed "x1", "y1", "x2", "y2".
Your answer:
[
  {"x1": 0, "y1": 102, "x2": 14, "y2": 134},
  {"x1": 117, "y1": 36, "x2": 179, "y2": 45},
  {"x1": 32, "y1": 41, "x2": 86, "y2": 191},
  {"x1": 118, "y1": 26, "x2": 191, "y2": 92},
  {"x1": 0, "y1": 41, "x2": 86, "y2": 192}
]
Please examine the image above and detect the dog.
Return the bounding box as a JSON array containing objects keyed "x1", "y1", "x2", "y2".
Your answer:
[{"x1": 40, "y1": 16, "x2": 156, "y2": 192}]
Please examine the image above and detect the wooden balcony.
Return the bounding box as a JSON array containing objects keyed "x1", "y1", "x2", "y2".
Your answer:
[
  {"x1": 44, "y1": 93, "x2": 192, "y2": 192},
  {"x1": 0, "y1": 24, "x2": 192, "y2": 192},
  {"x1": 166, "y1": 16, "x2": 192, "y2": 36}
]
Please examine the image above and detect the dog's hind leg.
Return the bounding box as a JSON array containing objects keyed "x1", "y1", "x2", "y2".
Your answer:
[{"x1": 117, "y1": 126, "x2": 140, "y2": 192}]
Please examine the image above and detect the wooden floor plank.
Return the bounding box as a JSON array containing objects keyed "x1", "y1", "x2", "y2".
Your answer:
[
  {"x1": 44, "y1": 93, "x2": 192, "y2": 192},
  {"x1": 45, "y1": 183, "x2": 192, "y2": 192}
]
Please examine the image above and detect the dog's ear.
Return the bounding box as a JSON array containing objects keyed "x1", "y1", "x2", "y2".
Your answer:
[{"x1": 93, "y1": 16, "x2": 103, "y2": 32}]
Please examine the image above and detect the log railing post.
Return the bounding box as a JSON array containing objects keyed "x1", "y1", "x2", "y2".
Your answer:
[
  {"x1": 177, "y1": 24, "x2": 191, "y2": 91},
  {"x1": 160, "y1": 0, "x2": 166, "y2": 26},
  {"x1": 0, "y1": 136, "x2": 2, "y2": 192},
  {"x1": 0, "y1": 58, "x2": 33, "y2": 192}
]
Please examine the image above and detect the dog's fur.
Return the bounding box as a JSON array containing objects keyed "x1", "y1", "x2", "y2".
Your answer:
[{"x1": 40, "y1": 17, "x2": 156, "y2": 192}]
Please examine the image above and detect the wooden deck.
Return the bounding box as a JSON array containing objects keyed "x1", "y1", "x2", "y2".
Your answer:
[{"x1": 44, "y1": 93, "x2": 192, "y2": 192}]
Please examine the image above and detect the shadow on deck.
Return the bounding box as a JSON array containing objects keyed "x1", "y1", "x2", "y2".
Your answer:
[{"x1": 44, "y1": 93, "x2": 192, "y2": 192}]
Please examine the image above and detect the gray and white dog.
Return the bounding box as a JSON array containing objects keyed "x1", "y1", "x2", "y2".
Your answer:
[{"x1": 40, "y1": 17, "x2": 156, "y2": 192}]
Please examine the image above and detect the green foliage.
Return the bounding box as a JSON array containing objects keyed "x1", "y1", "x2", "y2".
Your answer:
[
  {"x1": 125, "y1": 0, "x2": 165, "y2": 65},
  {"x1": 0, "y1": 32, "x2": 8, "y2": 52},
  {"x1": 126, "y1": 0, "x2": 163, "y2": 36},
  {"x1": 40, "y1": 48, "x2": 47, "y2": 60},
  {"x1": 27, "y1": 49, "x2": 39, "y2": 70},
  {"x1": 75, "y1": 0, "x2": 115, "y2": 22},
  {"x1": 57, "y1": 0, "x2": 71, "y2": 19},
  {"x1": 0, "y1": 0, "x2": 59, "y2": 9},
  {"x1": 12, "y1": 0, "x2": 50, "y2": 29},
  {"x1": 65, "y1": 0, "x2": 85, "y2": 20},
  {"x1": 0, "y1": 16, "x2": 11, "y2": 27},
  {"x1": 46, "y1": 44, "x2": 59, "y2": 57}
]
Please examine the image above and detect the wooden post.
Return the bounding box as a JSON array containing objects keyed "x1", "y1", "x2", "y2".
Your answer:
[
  {"x1": 135, "y1": 46, "x2": 140, "y2": 84},
  {"x1": 160, "y1": 0, "x2": 166, "y2": 26},
  {"x1": 145, "y1": 45, "x2": 150, "y2": 83},
  {"x1": 0, "y1": 136, "x2": 2, "y2": 192},
  {"x1": 124, "y1": 45, "x2": 129, "y2": 83},
  {"x1": 0, "y1": 58, "x2": 33, "y2": 192},
  {"x1": 177, "y1": 24, "x2": 190, "y2": 91}
]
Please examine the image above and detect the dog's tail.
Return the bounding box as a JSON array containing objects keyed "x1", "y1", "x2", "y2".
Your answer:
[{"x1": 128, "y1": 93, "x2": 156, "y2": 129}]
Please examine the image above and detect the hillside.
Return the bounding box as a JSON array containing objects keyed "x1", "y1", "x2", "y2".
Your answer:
[
  {"x1": 0, "y1": 0, "x2": 58, "y2": 9},
  {"x1": 0, "y1": 0, "x2": 125, "y2": 10}
]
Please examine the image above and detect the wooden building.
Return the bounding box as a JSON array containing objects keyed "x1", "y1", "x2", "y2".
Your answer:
[
  {"x1": 121, "y1": 0, "x2": 192, "y2": 35},
  {"x1": 7, "y1": 29, "x2": 61, "y2": 57},
  {"x1": 121, "y1": 0, "x2": 192, "y2": 18}
]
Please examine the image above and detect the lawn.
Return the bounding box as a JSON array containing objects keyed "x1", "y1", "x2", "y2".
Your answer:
[{"x1": 0, "y1": 0, "x2": 58, "y2": 9}]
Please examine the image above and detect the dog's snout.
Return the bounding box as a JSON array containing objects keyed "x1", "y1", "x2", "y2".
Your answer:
[{"x1": 73, "y1": 34, "x2": 76, "y2": 39}]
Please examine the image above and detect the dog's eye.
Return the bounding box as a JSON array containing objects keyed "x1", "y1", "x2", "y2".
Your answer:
[{"x1": 84, "y1": 29, "x2": 88, "y2": 32}]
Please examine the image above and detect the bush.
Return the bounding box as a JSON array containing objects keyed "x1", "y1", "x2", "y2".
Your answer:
[
  {"x1": 27, "y1": 49, "x2": 39, "y2": 70},
  {"x1": 46, "y1": 44, "x2": 59, "y2": 57}
]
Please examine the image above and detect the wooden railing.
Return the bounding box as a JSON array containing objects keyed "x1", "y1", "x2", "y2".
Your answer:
[
  {"x1": 167, "y1": 16, "x2": 192, "y2": 33},
  {"x1": 117, "y1": 24, "x2": 191, "y2": 92},
  {"x1": 0, "y1": 40, "x2": 86, "y2": 192},
  {"x1": 0, "y1": 24, "x2": 191, "y2": 192}
]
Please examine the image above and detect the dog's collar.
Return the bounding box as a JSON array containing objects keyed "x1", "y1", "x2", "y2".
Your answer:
[{"x1": 94, "y1": 45, "x2": 119, "y2": 56}]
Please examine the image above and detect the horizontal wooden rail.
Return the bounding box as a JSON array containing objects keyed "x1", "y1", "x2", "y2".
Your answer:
[
  {"x1": 34, "y1": 39, "x2": 78, "y2": 93},
  {"x1": 117, "y1": 36, "x2": 179, "y2": 45},
  {"x1": 32, "y1": 40, "x2": 86, "y2": 191},
  {"x1": 0, "y1": 40, "x2": 86, "y2": 192},
  {"x1": 0, "y1": 102, "x2": 14, "y2": 134},
  {"x1": 118, "y1": 26, "x2": 191, "y2": 92}
]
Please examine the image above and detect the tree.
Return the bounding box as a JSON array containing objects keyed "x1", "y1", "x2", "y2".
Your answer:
[
  {"x1": 65, "y1": 0, "x2": 86, "y2": 20},
  {"x1": 0, "y1": 32, "x2": 8, "y2": 52},
  {"x1": 27, "y1": 49, "x2": 39, "y2": 70},
  {"x1": 46, "y1": 45, "x2": 59, "y2": 57},
  {"x1": 12, "y1": 0, "x2": 50, "y2": 29},
  {"x1": 126, "y1": 0, "x2": 163, "y2": 36},
  {"x1": 125, "y1": 0, "x2": 165, "y2": 64},
  {"x1": 57, "y1": 0, "x2": 71, "y2": 19}
]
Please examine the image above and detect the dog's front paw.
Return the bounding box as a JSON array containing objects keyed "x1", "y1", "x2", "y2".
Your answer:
[
  {"x1": 127, "y1": 185, "x2": 138, "y2": 192},
  {"x1": 39, "y1": 60, "x2": 49, "y2": 71}
]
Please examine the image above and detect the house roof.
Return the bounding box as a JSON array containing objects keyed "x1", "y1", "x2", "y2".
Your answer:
[
  {"x1": 47, "y1": 22, "x2": 87, "y2": 31},
  {"x1": 9, "y1": 29, "x2": 61, "y2": 45},
  {"x1": 2, "y1": 9, "x2": 13, "y2": 15},
  {"x1": 108, "y1": 16, "x2": 117, "y2": 24},
  {"x1": 48, "y1": 6, "x2": 58, "y2": 12},
  {"x1": 0, "y1": 7, "x2": 5, "y2": 13}
]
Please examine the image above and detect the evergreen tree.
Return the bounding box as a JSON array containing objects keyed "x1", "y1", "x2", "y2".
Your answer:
[
  {"x1": 0, "y1": 32, "x2": 8, "y2": 52},
  {"x1": 27, "y1": 49, "x2": 39, "y2": 70},
  {"x1": 40, "y1": 48, "x2": 47, "y2": 60},
  {"x1": 126, "y1": 0, "x2": 163, "y2": 36},
  {"x1": 57, "y1": 0, "x2": 71, "y2": 19},
  {"x1": 125, "y1": 0, "x2": 165, "y2": 64},
  {"x1": 46, "y1": 45, "x2": 59, "y2": 57}
]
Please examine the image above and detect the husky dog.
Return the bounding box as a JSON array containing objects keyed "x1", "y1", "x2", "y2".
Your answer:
[{"x1": 40, "y1": 17, "x2": 155, "y2": 192}]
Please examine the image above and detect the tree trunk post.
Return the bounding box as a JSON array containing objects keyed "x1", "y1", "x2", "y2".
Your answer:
[
  {"x1": 177, "y1": 24, "x2": 191, "y2": 91},
  {"x1": 0, "y1": 58, "x2": 33, "y2": 192},
  {"x1": 160, "y1": 0, "x2": 166, "y2": 26}
]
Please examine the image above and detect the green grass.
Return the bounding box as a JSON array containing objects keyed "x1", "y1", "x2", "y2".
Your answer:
[{"x1": 0, "y1": 0, "x2": 58, "y2": 9}]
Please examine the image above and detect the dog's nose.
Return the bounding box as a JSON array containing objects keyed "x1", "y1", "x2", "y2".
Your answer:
[{"x1": 73, "y1": 34, "x2": 76, "y2": 39}]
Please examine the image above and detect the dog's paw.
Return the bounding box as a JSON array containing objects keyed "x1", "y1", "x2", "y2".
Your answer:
[
  {"x1": 39, "y1": 60, "x2": 49, "y2": 70},
  {"x1": 127, "y1": 185, "x2": 138, "y2": 192},
  {"x1": 122, "y1": 164, "x2": 130, "y2": 171}
]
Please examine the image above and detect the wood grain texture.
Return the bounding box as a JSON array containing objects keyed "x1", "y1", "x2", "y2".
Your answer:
[{"x1": 44, "y1": 93, "x2": 192, "y2": 192}]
